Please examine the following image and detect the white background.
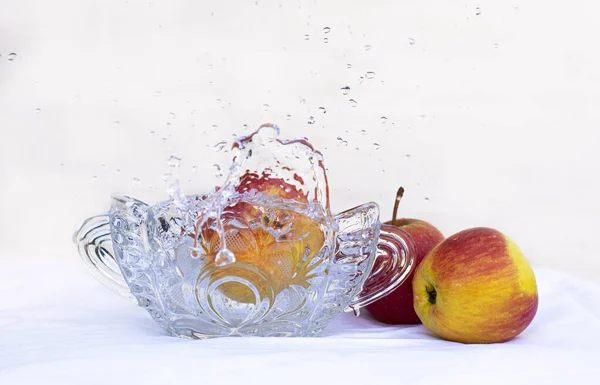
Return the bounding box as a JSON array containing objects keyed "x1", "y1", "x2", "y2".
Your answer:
[{"x1": 1, "y1": 0, "x2": 599, "y2": 283}]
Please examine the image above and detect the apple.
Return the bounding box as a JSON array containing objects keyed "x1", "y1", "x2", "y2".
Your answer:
[
  {"x1": 366, "y1": 187, "x2": 444, "y2": 324},
  {"x1": 412, "y1": 227, "x2": 538, "y2": 343}
]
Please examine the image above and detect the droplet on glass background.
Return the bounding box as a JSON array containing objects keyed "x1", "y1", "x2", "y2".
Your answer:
[
  {"x1": 358, "y1": 76, "x2": 365, "y2": 83},
  {"x1": 211, "y1": 124, "x2": 218, "y2": 130},
  {"x1": 340, "y1": 86, "x2": 350, "y2": 95},
  {"x1": 262, "y1": 103, "x2": 270, "y2": 111},
  {"x1": 366, "y1": 71, "x2": 376, "y2": 79},
  {"x1": 318, "y1": 106, "x2": 326, "y2": 114},
  {"x1": 307, "y1": 116, "x2": 315, "y2": 124},
  {"x1": 213, "y1": 141, "x2": 227, "y2": 152},
  {"x1": 364, "y1": 45, "x2": 372, "y2": 51},
  {"x1": 132, "y1": 177, "x2": 141, "y2": 185},
  {"x1": 304, "y1": 34, "x2": 310, "y2": 40},
  {"x1": 92, "y1": 175, "x2": 98, "y2": 180},
  {"x1": 424, "y1": 197, "x2": 430, "y2": 201},
  {"x1": 408, "y1": 37, "x2": 415, "y2": 45},
  {"x1": 299, "y1": 98, "x2": 306, "y2": 104},
  {"x1": 323, "y1": 37, "x2": 329, "y2": 44},
  {"x1": 192, "y1": 165, "x2": 198, "y2": 172},
  {"x1": 346, "y1": 63, "x2": 352, "y2": 69},
  {"x1": 285, "y1": 114, "x2": 292, "y2": 120},
  {"x1": 7, "y1": 53, "x2": 17, "y2": 61},
  {"x1": 380, "y1": 116, "x2": 388, "y2": 124},
  {"x1": 349, "y1": 99, "x2": 357, "y2": 107},
  {"x1": 323, "y1": 27, "x2": 331, "y2": 34},
  {"x1": 361, "y1": 129, "x2": 366, "y2": 134},
  {"x1": 373, "y1": 143, "x2": 380, "y2": 150},
  {"x1": 476, "y1": 7, "x2": 481, "y2": 16},
  {"x1": 337, "y1": 137, "x2": 348, "y2": 146},
  {"x1": 242, "y1": 124, "x2": 249, "y2": 130},
  {"x1": 213, "y1": 164, "x2": 223, "y2": 177},
  {"x1": 35, "y1": 108, "x2": 41, "y2": 114},
  {"x1": 167, "y1": 155, "x2": 181, "y2": 169}
]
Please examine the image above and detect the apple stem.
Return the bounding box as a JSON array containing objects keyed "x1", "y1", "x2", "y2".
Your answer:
[{"x1": 391, "y1": 187, "x2": 404, "y2": 227}]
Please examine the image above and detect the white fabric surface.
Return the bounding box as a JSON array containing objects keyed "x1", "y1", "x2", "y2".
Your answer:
[{"x1": 1, "y1": 260, "x2": 600, "y2": 385}]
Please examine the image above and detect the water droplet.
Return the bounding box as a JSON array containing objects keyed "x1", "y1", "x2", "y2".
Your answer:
[
  {"x1": 213, "y1": 164, "x2": 223, "y2": 177},
  {"x1": 191, "y1": 165, "x2": 198, "y2": 173},
  {"x1": 380, "y1": 116, "x2": 388, "y2": 124},
  {"x1": 408, "y1": 37, "x2": 415, "y2": 45},
  {"x1": 494, "y1": 42, "x2": 499, "y2": 48},
  {"x1": 262, "y1": 103, "x2": 270, "y2": 111},
  {"x1": 346, "y1": 63, "x2": 352, "y2": 69},
  {"x1": 169, "y1": 112, "x2": 176, "y2": 119},
  {"x1": 115, "y1": 168, "x2": 121, "y2": 175},
  {"x1": 424, "y1": 197, "x2": 430, "y2": 201},
  {"x1": 101, "y1": 164, "x2": 108, "y2": 169},
  {"x1": 304, "y1": 34, "x2": 310, "y2": 40},
  {"x1": 405, "y1": 154, "x2": 411, "y2": 159},
  {"x1": 349, "y1": 99, "x2": 357, "y2": 107},
  {"x1": 213, "y1": 141, "x2": 228, "y2": 152},
  {"x1": 215, "y1": 248, "x2": 236, "y2": 267},
  {"x1": 167, "y1": 154, "x2": 181, "y2": 168},
  {"x1": 299, "y1": 98, "x2": 306, "y2": 104},
  {"x1": 475, "y1": 7, "x2": 481, "y2": 16},
  {"x1": 323, "y1": 27, "x2": 331, "y2": 34},
  {"x1": 318, "y1": 106, "x2": 326, "y2": 114},
  {"x1": 149, "y1": 131, "x2": 156, "y2": 136},
  {"x1": 92, "y1": 175, "x2": 98, "y2": 180},
  {"x1": 358, "y1": 76, "x2": 365, "y2": 83},
  {"x1": 242, "y1": 123, "x2": 249, "y2": 130},
  {"x1": 361, "y1": 129, "x2": 366, "y2": 134},
  {"x1": 285, "y1": 114, "x2": 292, "y2": 120},
  {"x1": 337, "y1": 137, "x2": 348, "y2": 146},
  {"x1": 364, "y1": 45, "x2": 372, "y2": 51},
  {"x1": 60, "y1": 163, "x2": 65, "y2": 167},
  {"x1": 373, "y1": 143, "x2": 380, "y2": 150},
  {"x1": 340, "y1": 86, "x2": 350, "y2": 95},
  {"x1": 216, "y1": 98, "x2": 222, "y2": 105},
  {"x1": 132, "y1": 177, "x2": 141, "y2": 185},
  {"x1": 211, "y1": 124, "x2": 218, "y2": 130},
  {"x1": 323, "y1": 37, "x2": 329, "y2": 43},
  {"x1": 161, "y1": 137, "x2": 168, "y2": 143},
  {"x1": 307, "y1": 116, "x2": 315, "y2": 124},
  {"x1": 35, "y1": 108, "x2": 41, "y2": 114},
  {"x1": 366, "y1": 71, "x2": 376, "y2": 79},
  {"x1": 7, "y1": 53, "x2": 17, "y2": 61}
]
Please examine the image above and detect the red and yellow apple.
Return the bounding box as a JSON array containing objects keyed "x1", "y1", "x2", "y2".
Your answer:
[
  {"x1": 367, "y1": 187, "x2": 445, "y2": 324},
  {"x1": 413, "y1": 227, "x2": 538, "y2": 343}
]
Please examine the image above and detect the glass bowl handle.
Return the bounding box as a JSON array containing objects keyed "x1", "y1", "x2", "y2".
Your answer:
[
  {"x1": 347, "y1": 224, "x2": 416, "y2": 313},
  {"x1": 73, "y1": 214, "x2": 136, "y2": 302}
]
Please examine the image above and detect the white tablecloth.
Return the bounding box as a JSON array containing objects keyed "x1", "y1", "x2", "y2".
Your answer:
[{"x1": 1, "y1": 260, "x2": 599, "y2": 385}]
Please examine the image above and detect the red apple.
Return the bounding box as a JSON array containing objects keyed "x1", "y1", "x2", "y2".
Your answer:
[
  {"x1": 413, "y1": 227, "x2": 538, "y2": 343},
  {"x1": 366, "y1": 187, "x2": 444, "y2": 324}
]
